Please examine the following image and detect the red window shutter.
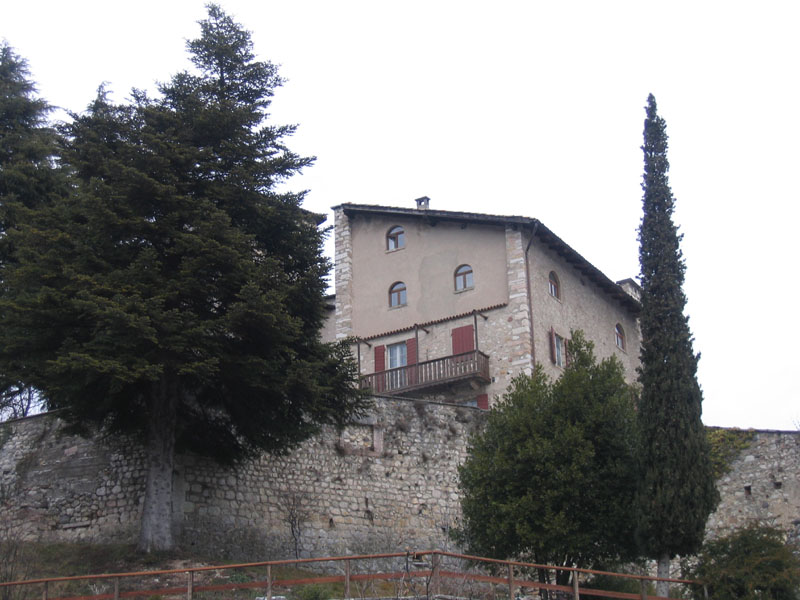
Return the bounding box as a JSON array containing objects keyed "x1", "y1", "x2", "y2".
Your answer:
[
  {"x1": 549, "y1": 327, "x2": 556, "y2": 364},
  {"x1": 375, "y1": 345, "x2": 385, "y2": 372},
  {"x1": 406, "y1": 338, "x2": 418, "y2": 385},
  {"x1": 451, "y1": 325, "x2": 475, "y2": 355},
  {"x1": 406, "y1": 338, "x2": 417, "y2": 365},
  {"x1": 477, "y1": 394, "x2": 489, "y2": 410}
]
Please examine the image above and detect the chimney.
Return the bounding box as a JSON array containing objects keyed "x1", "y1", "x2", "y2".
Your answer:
[{"x1": 415, "y1": 196, "x2": 430, "y2": 210}]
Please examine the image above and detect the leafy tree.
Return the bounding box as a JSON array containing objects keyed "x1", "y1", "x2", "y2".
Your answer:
[
  {"x1": 635, "y1": 94, "x2": 718, "y2": 595},
  {"x1": 686, "y1": 524, "x2": 800, "y2": 600},
  {"x1": 0, "y1": 6, "x2": 367, "y2": 551},
  {"x1": 457, "y1": 331, "x2": 639, "y2": 587},
  {"x1": 0, "y1": 43, "x2": 64, "y2": 421}
]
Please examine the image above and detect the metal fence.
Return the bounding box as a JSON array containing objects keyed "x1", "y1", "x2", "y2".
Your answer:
[{"x1": 0, "y1": 549, "x2": 703, "y2": 600}]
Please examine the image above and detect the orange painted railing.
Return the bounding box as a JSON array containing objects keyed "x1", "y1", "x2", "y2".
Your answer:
[{"x1": 0, "y1": 549, "x2": 703, "y2": 600}]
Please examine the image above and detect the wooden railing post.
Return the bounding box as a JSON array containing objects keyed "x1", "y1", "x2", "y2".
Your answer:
[
  {"x1": 431, "y1": 553, "x2": 441, "y2": 598},
  {"x1": 572, "y1": 570, "x2": 580, "y2": 599},
  {"x1": 344, "y1": 559, "x2": 351, "y2": 599},
  {"x1": 640, "y1": 578, "x2": 648, "y2": 599},
  {"x1": 187, "y1": 571, "x2": 193, "y2": 600},
  {"x1": 41, "y1": 580, "x2": 48, "y2": 600},
  {"x1": 113, "y1": 577, "x2": 120, "y2": 600},
  {"x1": 507, "y1": 562, "x2": 515, "y2": 600},
  {"x1": 267, "y1": 564, "x2": 273, "y2": 600}
]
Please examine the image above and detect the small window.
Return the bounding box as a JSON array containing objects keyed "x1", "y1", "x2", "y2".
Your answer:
[
  {"x1": 550, "y1": 328, "x2": 567, "y2": 368},
  {"x1": 454, "y1": 264, "x2": 474, "y2": 291},
  {"x1": 387, "y1": 226, "x2": 405, "y2": 251},
  {"x1": 389, "y1": 281, "x2": 407, "y2": 307},
  {"x1": 554, "y1": 334, "x2": 565, "y2": 367},
  {"x1": 548, "y1": 271, "x2": 561, "y2": 299},
  {"x1": 615, "y1": 324, "x2": 626, "y2": 350}
]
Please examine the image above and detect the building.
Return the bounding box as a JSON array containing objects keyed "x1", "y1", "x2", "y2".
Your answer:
[{"x1": 329, "y1": 198, "x2": 641, "y2": 407}]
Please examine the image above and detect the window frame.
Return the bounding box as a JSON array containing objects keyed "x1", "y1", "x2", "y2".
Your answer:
[
  {"x1": 387, "y1": 342, "x2": 408, "y2": 369},
  {"x1": 389, "y1": 281, "x2": 407, "y2": 307},
  {"x1": 549, "y1": 327, "x2": 568, "y2": 368},
  {"x1": 548, "y1": 271, "x2": 561, "y2": 300},
  {"x1": 386, "y1": 226, "x2": 405, "y2": 251},
  {"x1": 454, "y1": 264, "x2": 474, "y2": 291},
  {"x1": 615, "y1": 323, "x2": 626, "y2": 350},
  {"x1": 554, "y1": 333, "x2": 565, "y2": 367}
]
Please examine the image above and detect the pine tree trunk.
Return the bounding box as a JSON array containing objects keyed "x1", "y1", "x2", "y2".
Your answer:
[
  {"x1": 138, "y1": 377, "x2": 178, "y2": 552},
  {"x1": 655, "y1": 553, "x2": 670, "y2": 598}
]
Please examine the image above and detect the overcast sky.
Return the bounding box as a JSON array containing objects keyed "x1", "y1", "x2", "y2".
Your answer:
[{"x1": 4, "y1": 1, "x2": 799, "y2": 430}]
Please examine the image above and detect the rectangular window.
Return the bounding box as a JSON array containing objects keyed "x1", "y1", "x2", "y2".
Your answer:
[
  {"x1": 387, "y1": 342, "x2": 407, "y2": 389},
  {"x1": 388, "y1": 342, "x2": 407, "y2": 369},
  {"x1": 555, "y1": 334, "x2": 565, "y2": 367},
  {"x1": 549, "y1": 327, "x2": 567, "y2": 368}
]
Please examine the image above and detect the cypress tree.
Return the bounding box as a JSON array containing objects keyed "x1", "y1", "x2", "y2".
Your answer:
[{"x1": 635, "y1": 94, "x2": 717, "y2": 595}]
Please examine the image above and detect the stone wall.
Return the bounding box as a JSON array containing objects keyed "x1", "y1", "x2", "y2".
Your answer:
[
  {"x1": 1, "y1": 410, "x2": 797, "y2": 559},
  {"x1": 705, "y1": 429, "x2": 800, "y2": 544},
  {"x1": 0, "y1": 399, "x2": 484, "y2": 559}
]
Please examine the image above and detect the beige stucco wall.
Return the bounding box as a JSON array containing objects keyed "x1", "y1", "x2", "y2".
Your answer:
[
  {"x1": 527, "y1": 235, "x2": 641, "y2": 383},
  {"x1": 344, "y1": 211, "x2": 509, "y2": 338}
]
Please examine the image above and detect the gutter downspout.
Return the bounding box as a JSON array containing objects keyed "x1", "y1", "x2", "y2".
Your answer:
[{"x1": 523, "y1": 222, "x2": 540, "y2": 371}]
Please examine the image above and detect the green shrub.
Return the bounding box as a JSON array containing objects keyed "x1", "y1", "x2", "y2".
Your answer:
[
  {"x1": 293, "y1": 584, "x2": 333, "y2": 600},
  {"x1": 686, "y1": 524, "x2": 800, "y2": 600}
]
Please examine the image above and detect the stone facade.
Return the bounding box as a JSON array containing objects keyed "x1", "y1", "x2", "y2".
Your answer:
[
  {"x1": 1, "y1": 400, "x2": 483, "y2": 558},
  {"x1": 706, "y1": 430, "x2": 800, "y2": 544},
  {"x1": 2, "y1": 411, "x2": 797, "y2": 558}
]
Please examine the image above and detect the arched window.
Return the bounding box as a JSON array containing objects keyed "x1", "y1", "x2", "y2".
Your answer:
[
  {"x1": 454, "y1": 264, "x2": 474, "y2": 291},
  {"x1": 389, "y1": 281, "x2": 407, "y2": 307},
  {"x1": 387, "y1": 226, "x2": 405, "y2": 251},
  {"x1": 615, "y1": 324, "x2": 626, "y2": 350},
  {"x1": 548, "y1": 271, "x2": 561, "y2": 299}
]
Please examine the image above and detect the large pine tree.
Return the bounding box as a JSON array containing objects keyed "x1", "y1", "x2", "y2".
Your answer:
[
  {"x1": 0, "y1": 43, "x2": 65, "y2": 419},
  {"x1": 635, "y1": 94, "x2": 717, "y2": 595},
  {"x1": 0, "y1": 7, "x2": 366, "y2": 551}
]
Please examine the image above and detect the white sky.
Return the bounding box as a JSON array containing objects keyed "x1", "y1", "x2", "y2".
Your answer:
[{"x1": 4, "y1": 1, "x2": 799, "y2": 430}]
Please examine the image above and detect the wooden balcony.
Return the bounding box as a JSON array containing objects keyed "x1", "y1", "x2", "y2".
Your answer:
[{"x1": 360, "y1": 350, "x2": 490, "y2": 395}]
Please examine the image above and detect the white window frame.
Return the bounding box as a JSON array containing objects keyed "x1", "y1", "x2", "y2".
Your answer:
[
  {"x1": 554, "y1": 334, "x2": 565, "y2": 367},
  {"x1": 387, "y1": 342, "x2": 407, "y2": 369}
]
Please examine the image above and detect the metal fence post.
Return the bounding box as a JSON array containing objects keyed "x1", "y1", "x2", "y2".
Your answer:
[
  {"x1": 41, "y1": 580, "x2": 48, "y2": 600},
  {"x1": 432, "y1": 553, "x2": 441, "y2": 598},
  {"x1": 187, "y1": 571, "x2": 193, "y2": 600},
  {"x1": 640, "y1": 578, "x2": 648, "y2": 599},
  {"x1": 267, "y1": 564, "x2": 272, "y2": 600},
  {"x1": 345, "y1": 559, "x2": 351, "y2": 599},
  {"x1": 113, "y1": 577, "x2": 120, "y2": 600},
  {"x1": 572, "y1": 571, "x2": 580, "y2": 599},
  {"x1": 507, "y1": 562, "x2": 515, "y2": 600}
]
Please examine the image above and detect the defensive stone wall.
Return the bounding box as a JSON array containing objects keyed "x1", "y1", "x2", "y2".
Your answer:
[
  {"x1": 0, "y1": 398, "x2": 483, "y2": 559},
  {"x1": 705, "y1": 429, "x2": 800, "y2": 544},
  {"x1": 1, "y1": 409, "x2": 797, "y2": 559}
]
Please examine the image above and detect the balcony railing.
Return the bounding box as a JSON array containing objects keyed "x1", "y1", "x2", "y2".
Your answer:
[{"x1": 360, "y1": 350, "x2": 490, "y2": 395}]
